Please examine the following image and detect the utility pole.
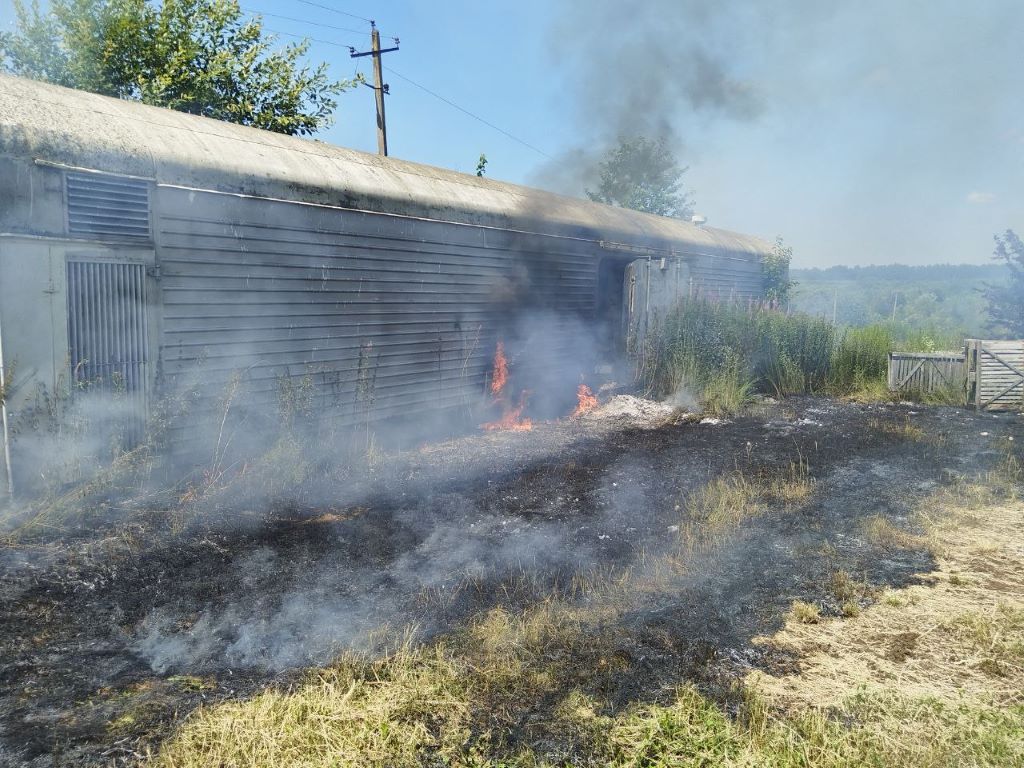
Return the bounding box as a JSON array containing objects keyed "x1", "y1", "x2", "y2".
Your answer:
[
  {"x1": 891, "y1": 292, "x2": 898, "y2": 323},
  {"x1": 350, "y1": 23, "x2": 399, "y2": 156}
]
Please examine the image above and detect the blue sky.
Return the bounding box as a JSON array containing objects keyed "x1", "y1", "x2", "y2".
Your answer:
[{"x1": 2, "y1": 1, "x2": 1021, "y2": 268}]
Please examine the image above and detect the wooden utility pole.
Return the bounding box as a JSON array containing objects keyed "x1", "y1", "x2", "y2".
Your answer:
[{"x1": 350, "y1": 23, "x2": 399, "y2": 156}]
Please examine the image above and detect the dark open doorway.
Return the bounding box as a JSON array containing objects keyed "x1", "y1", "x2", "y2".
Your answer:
[{"x1": 595, "y1": 256, "x2": 631, "y2": 359}]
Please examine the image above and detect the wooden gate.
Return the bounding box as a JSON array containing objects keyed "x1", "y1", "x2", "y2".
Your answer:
[
  {"x1": 888, "y1": 351, "x2": 965, "y2": 396},
  {"x1": 966, "y1": 339, "x2": 1024, "y2": 411}
]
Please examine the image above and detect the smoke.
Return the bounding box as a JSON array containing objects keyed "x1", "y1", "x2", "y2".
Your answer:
[
  {"x1": 132, "y1": 496, "x2": 597, "y2": 672},
  {"x1": 552, "y1": 1, "x2": 765, "y2": 140},
  {"x1": 534, "y1": 0, "x2": 1024, "y2": 266},
  {"x1": 532, "y1": 0, "x2": 771, "y2": 194}
]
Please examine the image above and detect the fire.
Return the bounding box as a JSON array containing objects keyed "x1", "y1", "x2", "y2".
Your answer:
[
  {"x1": 571, "y1": 384, "x2": 598, "y2": 417},
  {"x1": 490, "y1": 340, "x2": 508, "y2": 395},
  {"x1": 482, "y1": 341, "x2": 532, "y2": 431},
  {"x1": 483, "y1": 390, "x2": 533, "y2": 432}
]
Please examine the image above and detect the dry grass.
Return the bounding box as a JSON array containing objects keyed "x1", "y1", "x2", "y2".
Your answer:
[
  {"x1": 145, "y1": 445, "x2": 1024, "y2": 767},
  {"x1": 867, "y1": 415, "x2": 949, "y2": 448},
  {"x1": 685, "y1": 472, "x2": 764, "y2": 532},
  {"x1": 841, "y1": 379, "x2": 897, "y2": 404},
  {"x1": 868, "y1": 415, "x2": 927, "y2": 441},
  {"x1": 683, "y1": 459, "x2": 814, "y2": 540},
  {"x1": 860, "y1": 514, "x2": 932, "y2": 551},
  {"x1": 150, "y1": 595, "x2": 1024, "y2": 768},
  {"x1": 789, "y1": 600, "x2": 821, "y2": 624},
  {"x1": 748, "y1": 491, "x2": 1024, "y2": 713}
]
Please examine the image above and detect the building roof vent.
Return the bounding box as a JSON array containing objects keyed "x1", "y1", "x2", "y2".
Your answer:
[
  {"x1": 690, "y1": 214, "x2": 707, "y2": 226},
  {"x1": 66, "y1": 171, "x2": 151, "y2": 240}
]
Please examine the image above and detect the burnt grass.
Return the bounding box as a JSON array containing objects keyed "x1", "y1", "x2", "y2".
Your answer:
[{"x1": 0, "y1": 397, "x2": 1020, "y2": 766}]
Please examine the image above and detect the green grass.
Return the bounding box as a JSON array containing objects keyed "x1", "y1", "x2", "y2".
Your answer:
[
  {"x1": 639, "y1": 299, "x2": 973, "y2": 412},
  {"x1": 639, "y1": 299, "x2": 837, "y2": 411},
  {"x1": 829, "y1": 325, "x2": 892, "y2": 395}
]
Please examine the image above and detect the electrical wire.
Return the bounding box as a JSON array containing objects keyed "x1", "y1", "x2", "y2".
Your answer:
[
  {"x1": 293, "y1": 0, "x2": 373, "y2": 25},
  {"x1": 384, "y1": 67, "x2": 552, "y2": 160},
  {"x1": 265, "y1": 27, "x2": 362, "y2": 50},
  {"x1": 245, "y1": 7, "x2": 369, "y2": 37},
  {"x1": 257, "y1": 14, "x2": 548, "y2": 160}
]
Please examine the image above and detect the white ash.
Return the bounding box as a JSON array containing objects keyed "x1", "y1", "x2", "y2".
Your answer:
[{"x1": 583, "y1": 395, "x2": 677, "y2": 425}]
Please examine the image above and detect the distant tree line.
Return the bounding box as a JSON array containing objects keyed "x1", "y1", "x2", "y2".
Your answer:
[{"x1": 791, "y1": 262, "x2": 1011, "y2": 342}]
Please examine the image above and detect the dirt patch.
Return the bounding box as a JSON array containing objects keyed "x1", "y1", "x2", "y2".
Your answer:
[
  {"x1": 0, "y1": 398, "x2": 1019, "y2": 766},
  {"x1": 885, "y1": 631, "x2": 920, "y2": 662}
]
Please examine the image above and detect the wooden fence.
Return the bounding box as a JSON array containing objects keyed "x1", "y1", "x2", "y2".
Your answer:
[
  {"x1": 888, "y1": 340, "x2": 1024, "y2": 411},
  {"x1": 966, "y1": 339, "x2": 1024, "y2": 411},
  {"x1": 888, "y1": 351, "x2": 966, "y2": 397}
]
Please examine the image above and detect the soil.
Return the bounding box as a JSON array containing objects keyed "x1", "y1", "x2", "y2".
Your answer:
[{"x1": 0, "y1": 397, "x2": 1019, "y2": 766}]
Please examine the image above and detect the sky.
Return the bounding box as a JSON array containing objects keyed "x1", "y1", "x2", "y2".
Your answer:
[{"x1": 1, "y1": 0, "x2": 1021, "y2": 268}]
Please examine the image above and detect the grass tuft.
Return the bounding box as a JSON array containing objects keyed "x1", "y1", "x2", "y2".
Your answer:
[
  {"x1": 789, "y1": 600, "x2": 821, "y2": 624},
  {"x1": 861, "y1": 514, "x2": 930, "y2": 551}
]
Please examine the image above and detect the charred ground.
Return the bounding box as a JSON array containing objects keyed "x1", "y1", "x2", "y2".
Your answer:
[{"x1": 0, "y1": 397, "x2": 1019, "y2": 766}]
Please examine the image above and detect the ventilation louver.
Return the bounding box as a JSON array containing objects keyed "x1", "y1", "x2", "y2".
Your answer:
[{"x1": 66, "y1": 172, "x2": 151, "y2": 239}]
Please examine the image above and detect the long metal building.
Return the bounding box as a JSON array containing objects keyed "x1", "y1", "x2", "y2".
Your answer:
[{"x1": 0, "y1": 74, "x2": 773, "y2": 485}]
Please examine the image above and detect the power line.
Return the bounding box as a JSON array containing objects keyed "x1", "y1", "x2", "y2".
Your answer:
[
  {"x1": 245, "y1": 7, "x2": 369, "y2": 36},
  {"x1": 293, "y1": 0, "x2": 373, "y2": 25},
  {"x1": 384, "y1": 67, "x2": 552, "y2": 160},
  {"x1": 265, "y1": 27, "x2": 362, "y2": 51},
  {"x1": 257, "y1": 14, "x2": 547, "y2": 162}
]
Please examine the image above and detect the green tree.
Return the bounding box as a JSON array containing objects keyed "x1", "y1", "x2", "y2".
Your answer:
[
  {"x1": 763, "y1": 236, "x2": 795, "y2": 305},
  {"x1": 586, "y1": 136, "x2": 694, "y2": 219},
  {"x1": 0, "y1": 0, "x2": 357, "y2": 135},
  {"x1": 475, "y1": 153, "x2": 488, "y2": 177},
  {"x1": 983, "y1": 229, "x2": 1024, "y2": 337}
]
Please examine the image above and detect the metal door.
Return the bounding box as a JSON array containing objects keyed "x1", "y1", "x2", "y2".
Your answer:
[{"x1": 66, "y1": 260, "x2": 150, "y2": 443}]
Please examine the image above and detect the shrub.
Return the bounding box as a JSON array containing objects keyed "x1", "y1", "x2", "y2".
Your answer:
[
  {"x1": 829, "y1": 324, "x2": 892, "y2": 394},
  {"x1": 639, "y1": 299, "x2": 838, "y2": 408}
]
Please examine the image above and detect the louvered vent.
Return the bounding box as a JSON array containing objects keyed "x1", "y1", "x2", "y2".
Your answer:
[{"x1": 66, "y1": 172, "x2": 151, "y2": 239}]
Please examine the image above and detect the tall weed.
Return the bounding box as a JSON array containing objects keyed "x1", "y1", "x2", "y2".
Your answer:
[{"x1": 640, "y1": 299, "x2": 837, "y2": 410}]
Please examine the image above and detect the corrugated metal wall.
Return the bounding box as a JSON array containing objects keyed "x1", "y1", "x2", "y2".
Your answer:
[
  {"x1": 155, "y1": 187, "x2": 605, "y2": 429},
  {"x1": 623, "y1": 253, "x2": 764, "y2": 354},
  {"x1": 686, "y1": 253, "x2": 766, "y2": 300}
]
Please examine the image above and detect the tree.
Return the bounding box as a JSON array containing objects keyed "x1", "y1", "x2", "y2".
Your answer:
[
  {"x1": 475, "y1": 153, "x2": 488, "y2": 177},
  {"x1": 586, "y1": 136, "x2": 694, "y2": 219},
  {"x1": 763, "y1": 236, "x2": 795, "y2": 305},
  {"x1": 0, "y1": 0, "x2": 357, "y2": 135},
  {"x1": 983, "y1": 229, "x2": 1024, "y2": 337}
]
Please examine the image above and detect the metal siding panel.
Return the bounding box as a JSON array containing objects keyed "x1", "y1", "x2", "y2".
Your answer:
[{"x1": 156, "y1": 189, "x2": 599, "y2": 427}]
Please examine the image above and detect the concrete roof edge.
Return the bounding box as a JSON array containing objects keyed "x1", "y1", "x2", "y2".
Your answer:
[{"x1": 0, "y1": 74, "x2": 772, "y2": 259}]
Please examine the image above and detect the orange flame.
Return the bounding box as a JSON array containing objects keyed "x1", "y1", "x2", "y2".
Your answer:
[
  {"x1": 482, "y1": 342, "x2": 532, "y2": 431},
  {"x1": 571, "y1": 384, "x2": 599, "y2": 417},
  {"x1": 490, "y1": 341, "x2": 508, "y2": 396},
  {"x1": 483, "y1": 390, "x2": 533, "y2": 432}
]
